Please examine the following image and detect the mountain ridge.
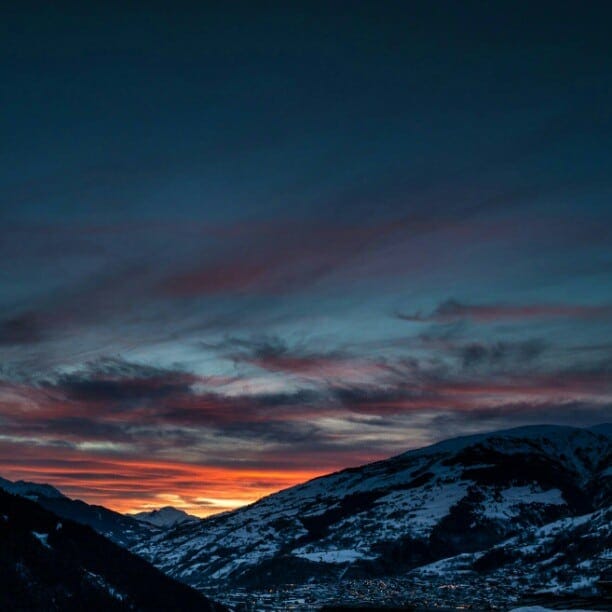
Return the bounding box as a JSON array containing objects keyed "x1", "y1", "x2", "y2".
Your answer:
[
  {"x1": 0, "y1": 477, "x2": 158, "y2": 547},
  {"x1": 0, "y1": 488, "x2": 227, "y2": 611},
  {"x1": 1, "y1": 423, "x2": 609, "y2": 609},
  {"x1": 133, "y1": 422, "x2": 611, "y2": 608},
  {"x1": 234, "y1": 422, "x2": 612, "y2": 504},
  {"x1": 131, "y1": 506, "x2": 200, "y2": 528}
]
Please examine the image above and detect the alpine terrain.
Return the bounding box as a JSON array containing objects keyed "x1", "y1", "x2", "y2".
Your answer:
[
  {"x1": 0, "y1": 476, "x2": 159, "y2": 547},
  {"x1": 132, "y1": 506, "x2": 200, "y2": 528},
  {"x1": 133, "y1": 424, "x2": 611, "y2": 609}
]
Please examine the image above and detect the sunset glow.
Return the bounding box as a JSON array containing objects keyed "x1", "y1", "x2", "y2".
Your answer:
[
  {"x1": 0, "y1": 455, "x2": 330, "y2": 516},
  {"x1": 1, "y1": 2, "x2": 611, "y2": 515}
]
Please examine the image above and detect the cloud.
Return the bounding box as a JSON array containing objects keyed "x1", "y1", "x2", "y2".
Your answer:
[
  {"x1": 156, "y1": 191, "x2": 541, "y2": 300},
  {"x1": 156, "y1": 220, "x2": 386, "y2": 298},
  {"x1": 0, "y1": 313, "x2": 44, "y2": 346},
  {"x1": 398, "y1": 299, "x2": 612, "y2": 323},
  {"x1": 50, "y1": 358, "x2": 198, "y2": 404},
  {"x1": 0, "y1": 348, "x2": 610, "y2": 515},
  {"x1": 230, "y1": 336, "x2": 387, "y2": 382},
  {"x1": 458, "y1": 339, "x2": 547, "y2": 369}
]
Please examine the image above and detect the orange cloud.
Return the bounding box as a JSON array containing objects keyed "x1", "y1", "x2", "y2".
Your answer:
[{"x1": 0, "y1": 446, "x2": 328, "y2": 517}]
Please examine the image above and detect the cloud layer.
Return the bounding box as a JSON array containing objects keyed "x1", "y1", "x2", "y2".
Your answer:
[{"x1": 1, "y1": 3, "x2": 611, "y2": 513}]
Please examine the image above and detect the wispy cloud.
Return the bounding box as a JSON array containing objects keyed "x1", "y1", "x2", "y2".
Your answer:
[
  {"x1": 0, "y1": 312, "x2": 45, "y2": 346},
  {"x1": 1, "y1": 345, "x2": 610, "y2": 514},
  {"x1": 398, "y1": 299, "x2": 612, "y2": 323}
]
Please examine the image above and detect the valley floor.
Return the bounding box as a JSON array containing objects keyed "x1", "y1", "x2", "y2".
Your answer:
[{"x1": 201, "y1": 574, "x2": 611, "y2": 611}]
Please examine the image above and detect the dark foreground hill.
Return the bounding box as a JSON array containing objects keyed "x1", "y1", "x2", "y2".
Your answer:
[
  {"x1": 0, "y1": 489, "x2": 226, "y2": 612},
  {"x1": 0, "y1": 476, "x2": 159, "y2": 547}
]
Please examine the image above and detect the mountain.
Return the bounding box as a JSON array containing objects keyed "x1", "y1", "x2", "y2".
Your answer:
[
  {"x1": 134, "y1": 424, "x2": 611, "y2": 609},
  {"x1": 0, "y1": 488, "x2": 226, "y2": 611},
  {"x1": 411, "y1": 504, "x2": 611, "y2": 609},
  {"x1": 0, "y1": 477, "x2": 65, "y2": 501},
  {"x1": 0, "y1": 477, "x2": 158, "y2": 547},
  {"x1": 132, "y1": 506, "x2": 200, "y2": 528}
]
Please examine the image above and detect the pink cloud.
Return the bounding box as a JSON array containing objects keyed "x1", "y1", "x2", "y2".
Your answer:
[{"x1": 399, "y1": 299, "x2": 612, "y2": 323}]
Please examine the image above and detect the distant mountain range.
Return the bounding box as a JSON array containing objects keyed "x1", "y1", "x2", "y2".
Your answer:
[
  {"x1": 0, "y1": 488, "x2": 226, "y2": 611},
  {"x1": 0, "y1": 477, "x2": 200, "y2": 547},
  {"x1": 131, "y1": 506, "x2": 200, "y2": 528},
  {"x1": 2, "y1": 423, "x2": 610, "y2": 609},
  {"x1": 0, "y1": 476, "x2": 159, "y2": 547}
]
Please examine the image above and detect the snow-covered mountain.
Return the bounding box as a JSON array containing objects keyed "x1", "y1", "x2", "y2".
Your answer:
[
  {"x1": 411, "y1": 505, "x2": 611, "y2": 605},
  {"x1": 134, "y1": 424, "x2": 611, "y2": 608},
  {"x1": 2, "y1": 424, "x2": 608, "y2": 608},
  {"x1": 132, "y1": 506, "x2": 199, "y2": 528}
]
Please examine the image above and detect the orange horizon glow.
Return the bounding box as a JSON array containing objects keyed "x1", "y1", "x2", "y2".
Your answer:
[{"x1": 0, "y1": 456, "x2": 341, "y2": 517}]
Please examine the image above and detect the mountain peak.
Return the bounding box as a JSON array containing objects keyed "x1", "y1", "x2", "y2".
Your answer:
[
  {"x1": 133, "y1": 421, "x2": 611, "y2": 607},
  {"x1": 405, "y1": 423, "x2": 607, "y2": 458},
  {"x1": 131, "y1": 506, "x2": 199, "y2": 528}
]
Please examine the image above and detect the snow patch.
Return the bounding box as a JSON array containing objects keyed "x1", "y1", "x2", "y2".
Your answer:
[
  {"x1": 293, "y1": 549, "x2": 375, "y2": 564},
  {"x1": 482, "y1": 486, "x2": 565, "y2": 520},
  {"x1": 32, "y1": 531, "x2": 51, "y2": 549}
]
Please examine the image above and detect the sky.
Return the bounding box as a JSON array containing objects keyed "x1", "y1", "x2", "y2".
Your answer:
[{"x1": 1, "y1": 2, "x2": 611, "y2": 516}]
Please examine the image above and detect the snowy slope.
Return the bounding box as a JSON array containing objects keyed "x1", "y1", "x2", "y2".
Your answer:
[
  {"x1": 411, "y1": 505, "x2": 611, "y2": 605},
  {"x1": 134, "y1": 424, "x2": 611, "y2": 595},
  {"x1": 132, "y1": 506, "x2": 199, "y2": 528}
]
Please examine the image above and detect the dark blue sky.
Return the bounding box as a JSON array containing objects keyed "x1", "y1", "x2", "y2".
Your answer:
[{"x1": 1, "y1": 2, "x2": 611, "y2": 513}]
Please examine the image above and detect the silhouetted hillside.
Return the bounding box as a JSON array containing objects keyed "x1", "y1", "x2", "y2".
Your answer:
[
  {"x1": 0, "y1": 476, "x2": 158, "y2": 547},
  {"x1": 0, "y1": 489, "x2": 226, "y2": 611}
]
